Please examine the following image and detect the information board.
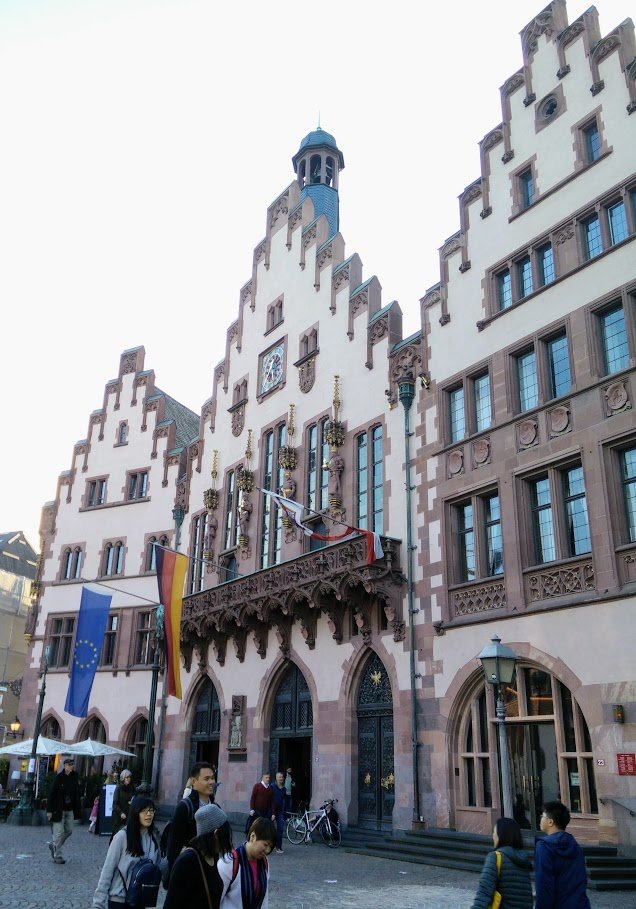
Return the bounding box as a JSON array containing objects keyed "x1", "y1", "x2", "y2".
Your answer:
[
  {"x1": 617, "y1": 753, "x2": 636, "y2": 776},
  {"x1": 98, "y1": 784, "x2": 116, "y2": 836}
]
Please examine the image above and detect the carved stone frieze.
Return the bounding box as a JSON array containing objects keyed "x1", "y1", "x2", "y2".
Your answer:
[
  {"x1": 121, "y1": 353, "x2": 137, "y2": 375},
  {"x1": 182, "y1": 536, "x2": 403, "y2": 661},
  {"x1": 453, "y1": 581, "x2": 506, "y2": 617},
  {"x1": 441, "y1": 235, "x2": 463, "y2": 258},
  {"x1": 316, "y1": 244, "x2": 333, "y2": 271},
  {"x1": 369, "y1": 317, "x2": 388, "y2": 345},
  {"x1": 350, "y1": 288, "x2": 368, "y2": 317},
  {"x1": 523, "y1": 10, "x2": 556, "y2": 57},
  {"x1": 240, "y1": 281, "x2": 253, "y2": 306},
  {"x1": 269, "y1": 191, "x2": 289, "y2": 229},
  {"x1": 288, "y1": 205, "x2": 303, "y2": 233},
  {"x1": 482, "y1": 128, "x2": 503, "y2": 151},
  {"x1": 592, "y1": 35, "x2": 621, "y2": 64},
  {"x1": 254, "y1": 240, "x2": 266, "y2": 265},
  {"x1": 460, "y1": 184, "x2": 482, "y2": 206},
  {"x1": 228, "y1": 320, "x2": 239, "y2": 345},
  {"x1": 389, "y1": 343, "x2": 422, "y2": 385},
  {"x1": 527, "y1": 561, "x2": 595, "y2": 601},
  {"x1": 502, "y1": 72, "x2": 525, "y2": 96},
  {"x1": 421, "y1": 288, "x2": 441, "y2": 309},
  {"x1": 302, "y1": 224, "x2": 317, "y2": 250},
  {"x1": 215, "y1": 362, "x2": 226, "y2": 384},
  {"x1": 555, "y1": 224, "x2": 574, "y2": 244},
  {"x1": 559, "y1": 20, "x2": 585, "y2": 49}
]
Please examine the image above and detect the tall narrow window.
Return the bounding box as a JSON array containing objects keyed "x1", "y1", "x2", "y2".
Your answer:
[
  {"x1": 582, "y1": 214, "x2": 602, "y2": 260},
  {"x1": 563, "y1": 466, "x2": 591, "y2": 556},
  {"x1": 306, "y1": 418, "x2": 329, "y2": 513},
  {"x1": 497, "y1": 270, "x2": 512, "y2": 310},
  {"x1": 519, "y1": 169, "x2": 535, "y2": 208},
  {"x1": 87, "y1": 479, "x2": 106, "y2": 507},
  {"x1": 62, "y1": 547, "x2": 83, "y2": 580},
  {"x1": 356, "y1": 426, "x2": 384, "y2": 533},
  {"x1": 260, "y1": 424, "x2": 286, "y2": 569},
  {"x1": 546, "y1": 333, "x2": 572, "y2": 399},
  {"x1": 517, "y1": 351, "x2": 538, "y2": 412},
  {"x1": 517, "y1": 256, "x2": 533, "y2": 298},
  {"x1": 223, "y1": 470, "x2": 239, "y2": 550},
  {"x1": 600, "y1": 304, "x2": 629, "y2": 375},
  {"x1": 449, "y1": 386, "x2": 465, "y2": 442},
  {"x1": 458, "y1": 504, "x2": 475, "y2": 582},
  {"x1": 134, "y1": 611, "x2": 155, "y2": 664},
  {"x1": 473, "y1": 374, "x2": 491, "y2": 432},
  {"x1": 621, "y1": 447, "x2": 636, "y2": 543},
  {"x1": 101, "y1": 615, "x2": 118, "y2": 666},
  {"x1": 583, "y1": 121, "x2": 601, "y2": 163},
  {"x1": 48, "y1": 617, "x2": 75, "y2": 668},
  {"x1": 485, "y1": 494, "x2": 503, "y2": 576},
  {"x1": 189, "y1": 512, "x2": 208, "y2": 594},
  {"x1": 531, "y1": 477, "x2": 556, "y2": 564},
  {"x1": 608, "y1": 200, "x2": 628, "y2": 245},
  {"x1": 537, "y1": 244, "x2": 555, "y2": 286}
]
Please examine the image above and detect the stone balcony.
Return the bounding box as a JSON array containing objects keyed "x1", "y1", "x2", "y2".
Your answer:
[{"x1": 181, "y1": 535, "x2": 404, "y2": 667}]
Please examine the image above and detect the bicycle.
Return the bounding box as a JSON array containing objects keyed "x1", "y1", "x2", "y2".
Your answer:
[{"x1": 285, "y1": 799, "x2": 341, "y2": 847}]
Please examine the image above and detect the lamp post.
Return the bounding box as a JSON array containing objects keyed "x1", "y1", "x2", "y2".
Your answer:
[
  {"x1": 478, "y1": 635, "x2": 517, "y2": 820},
  {"x1": 9, "y1": 645, "x2": 51, "y2": 825},
  {"x1": 136, "y1": 604, "x2": 164, "y2": 796}
]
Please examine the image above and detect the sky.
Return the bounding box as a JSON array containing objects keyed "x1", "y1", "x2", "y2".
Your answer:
[{"x1": 1, "y1": 0, "x2": 632, "y2": 550}]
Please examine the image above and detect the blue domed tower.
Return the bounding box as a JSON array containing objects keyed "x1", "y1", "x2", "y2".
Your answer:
[{"x1": 292, "y1": 127, "x2": 345, "y2": 238}]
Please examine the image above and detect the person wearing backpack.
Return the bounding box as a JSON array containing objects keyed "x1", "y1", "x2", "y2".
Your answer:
[
  {"x1": 164, "y1": 762, "x2": 216, "y2": 882},
  {"x1": 218, "y1": 817, "x2": 275, "y2": 909},
  {"x1": 164, "y1": 802, "x2": 233, "y2": 909},
  {"x1": 470, "y1": 817, "x2": 533, "y2": 909},
  {"x1": 92, "y1": 795, "x2": 161, "y2": 909}
]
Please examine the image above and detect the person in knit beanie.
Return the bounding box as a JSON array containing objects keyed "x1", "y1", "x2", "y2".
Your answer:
[{"x1": 164, "y1": 802, "x2": 232, "y2": 909}]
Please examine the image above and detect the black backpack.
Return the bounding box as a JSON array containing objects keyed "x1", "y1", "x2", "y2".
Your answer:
[{"x1": 119, "y1": 857, "x2": 161, "y2": 908}]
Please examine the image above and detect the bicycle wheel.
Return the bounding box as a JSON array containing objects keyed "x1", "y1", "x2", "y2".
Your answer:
[
  {"x1": 320, "y1": 819, "x2": 341, "y2": 847},
  {"x1": 286, "y1": 815, "x2": 308, "y2": 845}
]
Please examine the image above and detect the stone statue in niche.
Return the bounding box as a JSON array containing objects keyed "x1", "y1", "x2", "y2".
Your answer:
[
  {"x1": 238, "y1": 495, "x2": 253, "y2": 537},
  {"x1": 229, "y1": 714, "x2": 243, "y2": 749},
  {"x1": 205, "y1": 513, "x2": 218, "y2": 548},
  {"x1": 328, "y1": 453, "x2": 345, "y2": 500}
]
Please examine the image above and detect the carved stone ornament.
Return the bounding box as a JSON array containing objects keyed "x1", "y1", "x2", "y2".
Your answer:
[
  {"x1": 453, "y1": 581, "x2": 506, "y2": 617},
  {"x1": 369, "y1": 317, "x2": 388, "y2": 345},
  {"x1": 549, "y1": 405, "x2": 571, "y2": 434},
  {"x1": 302, "y1": 224, "x2": 317, "y2": 250},
  {"x1": 390, "y1": 344, "x2": 421, "y2": 385},
  {"x1": 590, "y1": 80, "x2": 605, "y2": 96},
  {"x1": 448, "y1": 449, "x2": 464, "y2": 476},
  {"x1": 332, "y1": 264, "x2": 350, "y2": 291},
  {"x1": 121, "y1": 353, "x2": 137, "y2": 375},
  {"x1": 350, "y1": 288, "x2": 369, "y2": 317},
  {"x1": 528, "y1": 561, "x2": 595, "y2": 601},
  {"x1": 441, "y1": 235, "x2": 462, "y2": 259},
  {"x1": 460, "y1": 184, "x2": 482, "y2": 206},
  {"x1": 240, "y1": 281, "x2": 253, "y2": 306},
  {"x1": 472, "y1": 438, "x2": 490, "y2": 466},
  {"x1": 228, "y1": 320, "x2": 239, "y2": 345},
  {"x1": 299, "y1": 357, "x2": 316, "y2": 393},
  {"x1": 215, "y1": 362, "x2": 225, "y2": 384},
  {"x1": 592, "y1": 35, "x2": 621, "y2": 64},
  {"x1": 439, "y1": 313, "x2": 451, "y2": 326},
  {"x1": 559, "y1": 20, "x2": 585, "y2": 49},
  {"x1": 518, "y1": 419, "x2": 538, "y2": 448},
  {"x1": 421, "y1": 288, "x2": 441, "y2": 309},
  {"x1": 231, "y1": 405, "x2": 245, "y2": 437},
  {"x1": 502, "y1": 71, "x2": 525, "y2": 96},
  {"x1": 523, "y1": 10, "x2": 556, "y2": 56},
  {"x1": 482, "y1": 128, "x2": 503, "y2": 151},
  {"x1": 254, "y1": 240, "x2": 266, "y2": 264},
  {"x1": 181, "y1": 536, "x2": 405, "y2": 660},
  {"x1": 269, "y1": 191, "x2": 289, "y2": 229},
  {"x1": 316, "y1": 244, "x2": 333, "y2": 271},
  {"x1": 501, "y1": 150, "x2": 515, "y2": 164},
  {"x1": 604, "y1": 381, "x2": 630, "y2": 414},
  {"x1": 555, "y1": 224, "x2": 574, "y2": 245},
  {"x1": 288, "y1": 205, "x2": 303, "y2": 233}
]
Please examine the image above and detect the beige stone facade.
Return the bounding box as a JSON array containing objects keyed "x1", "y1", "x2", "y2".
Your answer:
[{"x1": 19, "y1": 0, "x2": 636, "y2": 846}]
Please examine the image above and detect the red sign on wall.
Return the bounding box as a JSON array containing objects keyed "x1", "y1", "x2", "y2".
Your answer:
[{"x1": 617, "y1": 753, "x2": 636, "y2": 776}]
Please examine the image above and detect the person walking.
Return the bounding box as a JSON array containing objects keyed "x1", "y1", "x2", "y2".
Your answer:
[
  {"x1": 247, "y1": 772, "x2": 275, "y2": 834},
  {"x1": 164, "y1": 803, "x2": 233, "y2": 909},
  {"x1": 92, "y1": 795, "x2": 161, "y2": 909},
  {"x1": 165, "y1": 762, "x2": 216, "y2": 880},
  {"x1": 218, "y1": 817, "x2": 275, "y2": 909},
  {"x1": 534, "y1": 801, "x2": 592, "y2": 909},
  {"x1": 110, "y1": 768, "x2": 135, "y2": 838},
  {"x1": 46, "y1": 756, "x2": 82, "y2": 864},
  {"x1": 470, "y1": 817, "x2": 533, "y2": 909},
  {"x1": 270, "y1": 772, "x2": 289, "y2": 853},
  {"x1": 284, "y1": 767, "x2": 295, "y2": 810}
]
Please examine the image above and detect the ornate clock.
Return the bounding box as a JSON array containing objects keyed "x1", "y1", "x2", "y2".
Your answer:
[{"x1": 260, "y1": 343, "x2": 285, "y2": 394}]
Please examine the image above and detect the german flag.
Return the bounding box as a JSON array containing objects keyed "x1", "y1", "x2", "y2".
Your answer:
[{"x1": 155, "y1": 546, "x2": 188, "y2": 699}]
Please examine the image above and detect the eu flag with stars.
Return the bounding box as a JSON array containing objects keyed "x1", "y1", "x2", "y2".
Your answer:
[{"x1": 64, "y1": 586, "x2": 112, "y2": 718}]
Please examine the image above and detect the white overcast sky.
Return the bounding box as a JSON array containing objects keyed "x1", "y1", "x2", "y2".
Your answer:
[{"x1": 1, "y1": 0, "x2": 632, "y2": 549}]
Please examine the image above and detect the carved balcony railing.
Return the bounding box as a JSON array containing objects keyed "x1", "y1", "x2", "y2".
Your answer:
[
  {"x1": 451, "y1": 577, "x2": 507, "y2": 618},
  {"x1": 181, "y1": 535, "x2": 404, "y2": 667},
  {"x1": 523, "y1": 555, "x2": 595, "y2": 604}
]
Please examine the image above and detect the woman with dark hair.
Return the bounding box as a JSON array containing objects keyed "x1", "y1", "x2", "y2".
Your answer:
[
  {"x1": 219, "y1": 817, "x2": 275, "y2": 909},
  {"x1": 164, "y1": 802, "x2": 233, "y2": 909},
  {"x1": 470, "y1": 817, "x2": 533, "y2": 909},
  {"x1": 93, "y1": 795, "x2": 160, "y2": 909}
]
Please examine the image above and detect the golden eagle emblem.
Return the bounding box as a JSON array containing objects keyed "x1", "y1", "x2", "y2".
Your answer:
[{"x1": 370, "y1": 670, "x2": 382, "y2": 686}]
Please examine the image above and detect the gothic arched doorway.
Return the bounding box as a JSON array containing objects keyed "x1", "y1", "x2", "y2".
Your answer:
[
  {"x1": 269, "y1": 663, "x2": 312, "y2": 809},
  {"x1": 357, "y1": 652, "x2": 394, "y2": 830},
  {"x1": 189, "y1": 678, "x2": 221, "y2": 772}
]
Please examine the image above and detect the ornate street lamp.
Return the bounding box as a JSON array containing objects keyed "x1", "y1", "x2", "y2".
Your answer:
[
  {"x1": 478, "y1": 635, "x2": 517, "y2": 820},
  {"x1": 9, "y1": 716, "x2": 24, "y2": 739},
  {"x1": 8, "y1": 645, "x2": 51, "y2": 825}
]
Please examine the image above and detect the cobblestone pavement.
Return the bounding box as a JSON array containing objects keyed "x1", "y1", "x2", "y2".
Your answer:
[{"x1": 1, "y1": 821, "x2": 634, "y2": 909}]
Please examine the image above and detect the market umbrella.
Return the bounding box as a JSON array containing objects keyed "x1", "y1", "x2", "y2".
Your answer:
[
  {"x1": 0, "y1": 736, "x2": 70, "y2": 756},
  {"x1": 66, "y1": 738, "x2": 135, "y2": 757}
]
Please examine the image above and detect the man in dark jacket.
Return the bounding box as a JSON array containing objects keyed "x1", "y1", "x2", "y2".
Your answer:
[
  {"x1": 165, "y1": 762, "x2": 215, "y2": 879},
  {"x1": 46, "y1": 757, "x2": 82, "y2": 864},
  {"x1": 271, "y1": 771, "x2": 290, "y2": 853},
  {"x1": 535, "y1": 801, "x2": 591, "y2": 909}
]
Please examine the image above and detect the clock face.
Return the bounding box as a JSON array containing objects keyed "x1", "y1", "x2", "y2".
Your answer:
[{"x1": 261, "y1": 343, "x2": 285, "y2": 394}]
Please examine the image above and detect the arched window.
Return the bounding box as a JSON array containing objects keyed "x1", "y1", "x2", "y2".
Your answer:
[
  {"x1": 454, "y1": 666, "x2": 597, "y2": 832},
  {"x1": 310, "y1": 154, "x2": 321, "y2": 184},
  {"x1": 325, "y1": 156, "x2": 334, "y2": 186},
  {"x1": 41, "y1": 717, "x2": 61, "y2": 740},
  {"x1": 62, "y1": 548, "x2": 72, "y2": 580},
  {"x1": 126, "y1": 716, "x2": 153, "y2": 770},
  {"x1": 75, "y1": 716, "x2": 106, "y2": 777},
  {"x1": 118, "y1": 422, "x2": 128, "y2": 444}
]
